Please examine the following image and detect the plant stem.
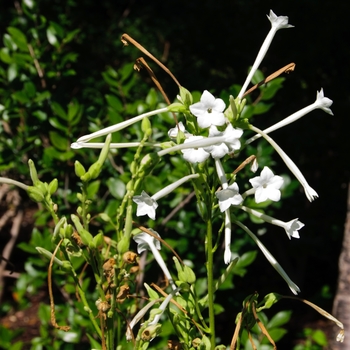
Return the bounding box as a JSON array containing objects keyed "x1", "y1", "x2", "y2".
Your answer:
[{"x1": 205, "y1": 217, "x2": 215, "y2": 347}]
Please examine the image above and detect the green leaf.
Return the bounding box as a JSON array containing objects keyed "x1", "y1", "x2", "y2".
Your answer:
[
  {"x1": 49, "y1": 131, "x2": 68, "y2": 151},
  {"x1": 12, "y1": 90, "x2": 29, "y2": 104},
  {"x1": 7, "y1": 27, "x2": 28, "y2": 52},
  {"x1": 3, "y1": 33, "x2": 17, "y2": 50},
  {"x1": 105, "y1": 94, "x2": 123, "y2": 112},
  {"x1": 7, "y1": 63, "x2": 17, "y2": 81},
  {"x1": 107, "y1": 177, "x2": 126, "y2": 199},
  {"x1": 267, "y1": 310, "x2": 292, "y2": 328},
  {"x1": 312, "y1": 329, "x2": 328, "y2": 346},
  {"x1": 44, "y1": 147, "x2": 75, "y2": 161},
  {"x1": 46, "y1": 26, "x2": 58, "y2": 46},
  {"x1": 0, "y1": 48, "x2": 12, "y2": 64},
  {"x1": 51, "y1": 102, "x2": 67, "y2": 120},
  {"x1": 86, "y1": 180, "x2": 100, "y2": 198},
  {"x1": 63, "y1": 28, "x2": 80, "y2": 44}
]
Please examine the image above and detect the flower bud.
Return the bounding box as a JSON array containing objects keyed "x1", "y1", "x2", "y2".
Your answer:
[
  {"x1": 74, "y1": 160, "x2": 86, "y2": 178},
  {"x1": 48, "y1": 178, "x2": 58, "y2": 195}
]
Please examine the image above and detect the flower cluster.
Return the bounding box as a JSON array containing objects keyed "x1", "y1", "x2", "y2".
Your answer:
[{"x1": 70, "y1": 9, "x2": 334, "y2": 297}]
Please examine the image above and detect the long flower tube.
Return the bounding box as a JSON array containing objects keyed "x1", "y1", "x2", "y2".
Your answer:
[
  {"x1": 245, "y1": 88, "x2": 334, "y2": 144},
  {"x1": 133, "y1": 231, "x2": 177, "y2": 291},
  {"x1": 249, "y1": 125, "x2": 318, "y2": 202},
  {"x1": 240, "y1": 205, "x2": 304, "y2": 239},
  {"x1": 233, "y1": 220, "x2": 300, "y2": 295},
  {"x1": 133, "y1": 174, "x2": 199, "y2": 220},
  {"x1": 237, "y1": 10, "x2": 294, "y2": 100},
  {"x1": 71, "y1": 141, "x2": 162, "y2": 149},
  {"x1": 73, "y1": 106, "x2": 169, "y2": 144}
]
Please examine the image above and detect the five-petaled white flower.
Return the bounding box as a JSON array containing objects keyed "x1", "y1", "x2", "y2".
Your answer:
[
  {"x1": 205, "y1": 125, "x2": 243, "y2": 159},
  {"x1": 249, "y1": 166, "x2": 284, "y2": 203},
  {"x1": 133, "y1": 231, "x2": 177, "y2": 291},
  {"x1": 189, "y1": 90, "x2": 226, "y2": 129},
  {"x1": 181, "y1": 136, "x2": 211, "y2": 163},
  {"x1": 133, "y1": 191, "x2": 158, "y2": 220},
  {"x1": 283, "y1": 219, "x2": 304, "y2": 239},
  {"x1": 216, "y1": 183, "x2": 244, "y2": 212}
]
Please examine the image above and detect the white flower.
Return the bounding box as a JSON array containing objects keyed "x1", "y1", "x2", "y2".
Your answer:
[
  {"x1": 246, "y1": 88, "x2": 334, "y2": 144},
  {"x1": 189, "y1": 90, "x2": 226, "y2": 128},
  {"x1": 238, "y1": 10, "x2": 293, "y2": 99},
  {"x1": 234, "y1": 220, "x2": 300, "y2": 295},
  {"x1": 267, "y1": 9, "x2": 294, "y2": 30},
  {"x1": 181, "y1": 136, "x2": 211, "y2": 163},
  {"x1": 133, "y1": 174, "x2": 199, "y2": 219},
  {"x1": 249, "y1": 166, "x2": 284, "y2": 203},
  {"x1": 283, "y1": 219, "x2": 304, "y2": 239},
  {"x1": 133, "y1": 231, "x2": 177, "y2": 291},
  {"x1": 133, "y1": 191, "x2": 158, "y2": 220},
  {"x1": 216, "y1": 183, "x2": 244, "y2": 212},
  {"x1": 73, "y1": 107, "x2": 169, "y2": 144},
  {"x1": 223, "y1": 210, "x2": 232, "y2": 264},
  {"x1": 315, "y1": 88, "x2": 333, "y2": 115},
  {"x1": 168, "y1": 121, "x2": 192, "y2": 139},
  {"x1": 241, "y1": 206, "x2": 304, "y2": 240},
  {"x1": 249, "y1": 125, "x2": 318, "y2": 202},
  {"x1": 205, "y1": 124, "x2": 243, "y2": 159}
]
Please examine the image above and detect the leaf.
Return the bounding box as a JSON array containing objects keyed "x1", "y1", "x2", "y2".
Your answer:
[
  {"x1": 12, "y1": 91, "x2": 30, "y2": 104},
  {"x1": 86, "y1": 180, "x2": 100, "y2": 198},
  {"x1": 107, "y1": 177, "x2": 126, "y2": 199},
  {"x1": 7, "y1": 63, "x2": 17, "y2": 81},
  {"x1": 51, "y1": 101, "x2": 67, "y2": 120},
  {"x1": 105, "y1": 94, "x2": 123, "y2": 112},
  {"x1": 0, "y1": 48, "x2": 12, "y2": 64},
  {"x1": 63, "y1": 28, "x2": 80, "y2": 44},
  {"x1": 44, "y1": 147, "x2": 75, "y2": 161},
  {"x1": 267, "y1": 310, "x2": 292, "y2": 328},
  {"x1": 46, "y1": 26, "x2": 58, "y2": 46},
  {"x1": 49, "y1": 131, "x2": 68, "y2": 151},
  {"x1": 7, "y1": 27, "x2": 28, "y2": 52}
]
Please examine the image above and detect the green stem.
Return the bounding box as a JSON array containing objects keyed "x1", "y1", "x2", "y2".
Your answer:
[{"x1": 205, "y1": 217, "x2": 215, "y2": 348}]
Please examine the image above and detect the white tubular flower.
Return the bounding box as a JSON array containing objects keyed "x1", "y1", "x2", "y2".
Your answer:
[
  {"x1": 216, "y1": 184, "x2": 243, "y2": 212},
  {"x1": 224, "y1": 210, "x2": 232, "y2": 264},
  {"x1": 71, "y1": 141, "x2": 162, "y2": 149},
  {"x1": 246, "y1": 88, "x2": 334, "y2": 144},
  {"x1": 249, "y1": 166, "x2": 284, "y2": 203},
  {"x1": 133, "y1": 231, "x2": 177, "y2": 291},
  {"x1": 133, "y1": 174, "x2": 199, "y2": 219},
  {"x1": 133, "y1": 191, "x2": 158, "y2": 220},
  {"x1": 181, "y1": 136, "x2": 211, "y2": 163},
  {"x1": 237, "y1": 10, "x2": 294, "y2": 99},
  {"x1": 214, "y1": 159, "x2": 244, "y2": 212},
  {"x1": 168, "y1": 121, "x2": 192, "y2": 139},
  {"x1": 234, "y1": 220, "x2": 300, "y2": 295},
  {"x1": 72, "y1": 106, "x2": 169, "y2": 144},
  {"x1": 205, "y1": 125, "x2": 243, "y2": 159},
  {"x1": 250, "y1": 125, "x2": 318, "y2": 202},
  {"x1": 148, "y1": 287, "x2": 180, "y2": 326},
  {"x1": 158, "y1": 124, "x2": 243, "y2": 159},
  {"x1": 241, "y1": 205, "x2": 304, "y2": 239},
  {"x1": 189, "y1": 90, "x2": 226, "y2": 129}
]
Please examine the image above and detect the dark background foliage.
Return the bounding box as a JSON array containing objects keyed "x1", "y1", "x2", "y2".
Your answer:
[{"x1": 0, "y1": 0, "x2": 349, "y2": 347}]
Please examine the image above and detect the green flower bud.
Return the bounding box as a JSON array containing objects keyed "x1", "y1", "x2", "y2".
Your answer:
[
  {"x1": 117, "y1": 236, "x2": 130, "y2": 255},
  {"x1": 74, "y1": 160, "x2": 86, "y2": 178},
  {"x1": 48, "y1": 178, "x2": 58, "y2": 195},
  {"x1": 36, "y1": 247, "x2": 64, "y2": 266},
  {"x1": 141, "y1": 116, "x2": 152, "y2": 136},
  {"x1": 137, "y1": 153, "x2": 159, "y2": 178},
  {"x1": 28, "y1": 159, "x2": 40, "y2": 186},
  {"x1": 27, "y1": 186, "x2": 44, "y2": 203}
]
